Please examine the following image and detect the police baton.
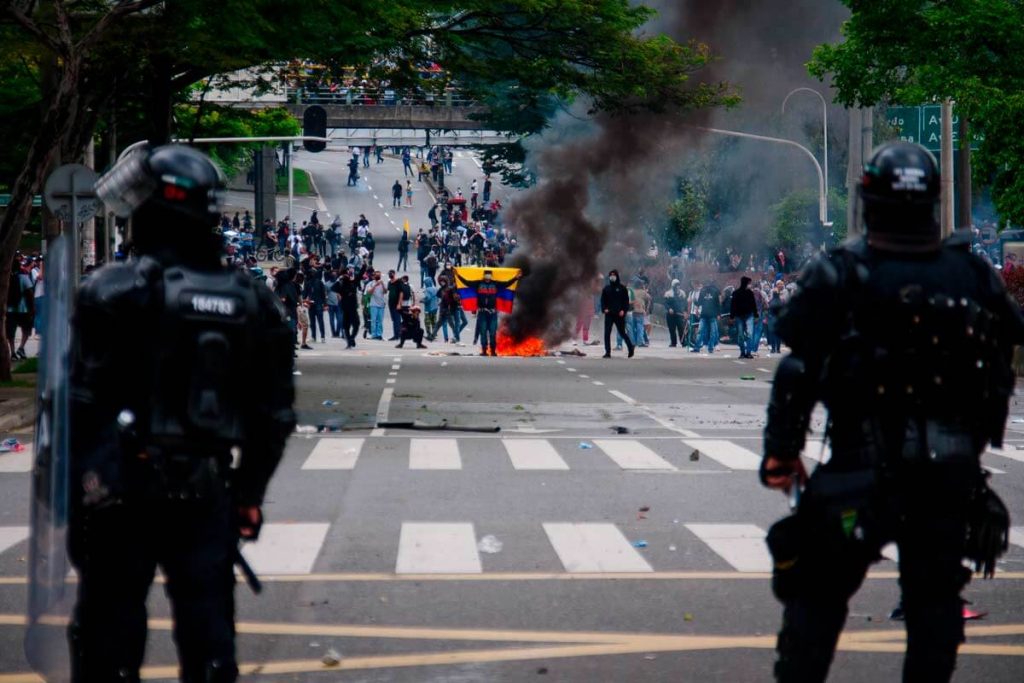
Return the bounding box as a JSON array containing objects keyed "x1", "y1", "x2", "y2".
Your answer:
[{"x1": 235, "y1": 548, "x2": 262, "y2": 594}]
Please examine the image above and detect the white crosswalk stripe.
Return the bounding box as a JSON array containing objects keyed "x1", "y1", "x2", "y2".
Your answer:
[
  {"x1": 302, "y1": 438, "x2": 364, "y2": 470},
  {"x1": 1010, "y1": 527, "x2": 1024, "y2": 549},
  {"x1": 503, "y1": 439, "x2": 569, "y2": 470},
  {"x1": 987, "y1": 447, "x2": 1024, "y2": 464},
  {"x1": 685, "y1": 523, "x2": 772, "y2": 572},
  {"x1": 592, "y1": 439, "x2": 675, "y2": 470},
  {"x1": 683, "y1": 439, "x2": 760, "y2": 470},
  {"x1": 0, "y1": 526, "x2": 29, "y2": 555},
  {"x1": 238, "y1": 523, "x2": 330, "y2": 575},
  {"x1": 543, "y1": 523, "x2": 652, "y2": 573},
  {"x1": 409, "y1": 438, "x2": 462, "y2": 470},
  {"x1": 397, "y1": 522, "x2": 481, "y2": 573}
]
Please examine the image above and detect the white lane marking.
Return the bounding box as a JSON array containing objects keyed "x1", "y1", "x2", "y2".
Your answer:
[
  {"x1": 302, "y1": 438, "x2": 364, "y2": 470},
  {"x1": 372, "y1": 387, "x2": 394, "y2": 437},
  {"x1": 0, "y1": 526, "x2": 30, "y2": 554},
  {"x1": 543, "y1": 523, "x2": 653, "y2": 573},
  {"x1": 386, "y1": 378, "x2": 396, "y2": 384},
  {"x1": 757, "y1": 368, "x2": 771, "y2": 374},
  {"x1": 396, "y1": 522, "x2": 482, "y2": 573},
  {"x1": 367, "y1": 184, "x2": 373, "y2": 190},
  {"x1": 388, "y1": 371, "x2": 398, "y2": 376},
  {"x1": 373, "y1": 195, "x2": 378, "y2": 199},
  {"x1": 1010, "y1": 527, "x2": 1024, "y2": 549},
  {"x1": 592, "y1": 381, "x2": 605, "y2": 386},
  {"x1": 733, "y1": 360, "x2": 745, "y2": 365},
  {"x1": 987, "y1": 447, "x2": 1024, "y2": 464},
  {"x1": 556, "y1": 360, "x2": 566, "y2": 365},
  {"x1": 608, "y1": 390, "x2": 636, "y2": 405},
  {"x1": 503, "y1": 439, "x2": 569, "y2": 470},
  {"x1": 384, "y1": 212, "x2": 390, "y2": 217},
  {"x1": 240, "y1": 523, "x2": 330, "y2": 574},
  {"x1": 567, "y1": 368, "x2": 577, "y2": 373},
  {"x1": 685, "y1": 524, "x2": 772, "y2": 572},
  {"x1": 579, "y1": 375, "x2": 590, "y2": 379},
  {"x1": 393, "y1": 357, "x2": 402, "y2": 362},
  {"x1": 0, "y1": 444, "x2": 33, "y2": 473},
  {"x1": 683, "y1": 439, "x2": 760, "y2": 471},
  {"x1": 592, "y1": 439, "x2": 676, "y2": 470},
  {"x1": 410, "y1": 438, "x2": 461, "y2": 470},
  {"x1": 378, "y1": 203, "x2": 384, "y2": 208}
]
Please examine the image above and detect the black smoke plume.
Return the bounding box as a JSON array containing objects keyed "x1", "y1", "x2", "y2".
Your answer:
[{"x1": 504, "y1": 1, "x2": 848, "y2": 345}]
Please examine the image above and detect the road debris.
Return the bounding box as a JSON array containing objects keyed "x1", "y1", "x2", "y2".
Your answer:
[
  {"x1": 632, "y1": 540, "x2": 648, "y2": 548},
  {"x1": 689, "y1": 450, "x2": 700, "y2": 461},
  {"x1": 478, "y1": 535, "x2": 504, "y2": 554},
  {"x1": 321, "y1": 648, "x2": 342, "y2": 666},
  {"x1": 578, "y1": 442, "x2": 593, "y2": 449}
]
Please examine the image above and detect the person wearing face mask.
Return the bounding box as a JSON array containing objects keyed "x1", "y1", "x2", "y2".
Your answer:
[
  {"x1": 366, "y1": 270, "x2": 387, "y2": 340},
  {"x1": 456, "y1": 268, "x2": 521, "y2": 356},
  {"x1": 600, "y1": 269, "x2": 634, "y2": 359}
]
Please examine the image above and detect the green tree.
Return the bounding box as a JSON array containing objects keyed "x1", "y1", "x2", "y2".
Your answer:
[
  {"x1": 771, "y1": 188, "x2": 848, "y2": 250},
  {"x1": 808, "y1": 0, "x2": 1024, "y2": 228},
  {"x1": 0, "y1": 0, "x2": 733, "y2": 379},
  {"x1": 664, "y1": 176, "x2": 710, "y2": 251}
]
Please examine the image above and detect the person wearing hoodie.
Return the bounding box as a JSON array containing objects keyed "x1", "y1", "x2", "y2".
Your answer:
[
  {"x1": 422, "y1": 277, "x2": 439, "y2": 340},
  {"x1": 664, "y1": 278, "x2": 686, "y2": 348},
  {"x1": 600, "y1": 269, "x2": 635, "y2": 359},
  {"x1": 729, "y1": 275, "x2": 758, "y2": 358}
]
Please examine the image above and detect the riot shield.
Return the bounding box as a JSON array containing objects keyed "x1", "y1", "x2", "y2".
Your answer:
[{"x1": 25, "y1": 233, "x2": 75, "y2": 681}]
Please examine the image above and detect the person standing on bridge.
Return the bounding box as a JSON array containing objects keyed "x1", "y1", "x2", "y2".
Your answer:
[{"x1": 392, "y1": 180, "x2": 402, "y2": 208}]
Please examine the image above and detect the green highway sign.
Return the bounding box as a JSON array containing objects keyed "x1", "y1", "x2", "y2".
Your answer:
[
  {"x1": 0, "y1": 194, "x2": 43, "y2": 208},
  {"x1": 886, "y1": 105, "x2": 983, "y2": 152}
]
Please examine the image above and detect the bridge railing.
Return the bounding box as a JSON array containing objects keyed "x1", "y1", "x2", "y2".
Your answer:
[{"x1": 288, "y1": 85, "x2": 477, "y2": 107}]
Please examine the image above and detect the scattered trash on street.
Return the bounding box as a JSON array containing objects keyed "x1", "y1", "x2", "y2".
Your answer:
[
  {"x1": 578, "y1": 442, "x2": 593, "y2": 449},
  {"x1": 322, "y1": 400, "x2": 338, "y2": 406},
  {"x1": 689, "y1": 450, "x2": 700, "y2": 461},
  {"x1": 740, "y1": 375, "x2": 756, "y2": 381},
  {"x1": 683, "y1": 613, "x2": 695, "y2": 622},
  {"x1": 0, "y1": 438, "x2": 25, "y2": 453},
  {"x1": 321, "y1": 648, "x2": 342, "y2": 666},
  {"x1": 478, "y1": 535, "x2": 504, "y2": 554},
  {"x1": 612, "y1": 425, "x2": 630, "y2": 434},
  {"x1": 632, "y1": 540, "x2": 648, "y2": 548},
  {"x1": 668, "y1": 545, "x2": 677, "y2": 552}
]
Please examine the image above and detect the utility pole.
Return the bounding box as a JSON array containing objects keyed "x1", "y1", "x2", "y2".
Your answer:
[
  {"x1": 940, "y1": 99, "x2": 954, "y2": 237},
  {"x1": 846, "y1": 107, "x2": 873, "y2": 236},
  {"x1": 82, "y1": 139, "x2": 96, "y2": 267},
  {"x1": 956, "y1": 116, "x2": 973, "y2": 231}
]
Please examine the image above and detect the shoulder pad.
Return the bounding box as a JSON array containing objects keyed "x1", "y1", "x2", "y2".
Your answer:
[
  {"x1": 77, "y1": 259, "x2": 161, "y2": 309},
  {"x1": 798, "y1": 253, "x2": 841, "y2": 291}
]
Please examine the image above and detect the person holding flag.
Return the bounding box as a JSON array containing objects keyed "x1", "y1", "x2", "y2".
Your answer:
[{"x1": 454, "y1": 266, "x2": 521, "y2": 356}]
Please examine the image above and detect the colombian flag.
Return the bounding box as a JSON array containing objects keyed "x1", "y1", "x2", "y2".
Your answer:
[{"x1": 454, "y1": 266, "x2": 520, "y2": 314}]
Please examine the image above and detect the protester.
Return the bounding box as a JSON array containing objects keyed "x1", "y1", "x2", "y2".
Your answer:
[
  {"x1": 601, "y1": 269, "x2": 634, "y2": 359},
  {"x1": 730, "y1": 276, "x2": 757, "y2": 359}
]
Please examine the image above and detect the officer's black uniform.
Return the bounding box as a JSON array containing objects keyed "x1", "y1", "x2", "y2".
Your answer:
[
  {"x1": 600, "y1": 269, "x2": 634, "y2": 358},
  {"x1": 762, "y1": 143, "x2": 1022, "y2": 682},
  {"x1": 71, "y1": 145, "x2": 296, "y2": 682}
]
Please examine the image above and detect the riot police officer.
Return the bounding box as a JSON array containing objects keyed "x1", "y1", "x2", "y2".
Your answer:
[
  {"x1": 70, "y1": 145, "x2": 296, "y2": 681},
  {"x1": 761, "y1": 142, "x2": 1021, "y2": 682}
]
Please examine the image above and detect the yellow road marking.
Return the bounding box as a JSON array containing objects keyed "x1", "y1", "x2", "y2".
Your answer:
[
  {"x1": 3, "y1": 571, "x2": 1024, "y2": 585},
  {"x1": 1, "y1": 619, "x2": 1021, "y2": 681}
]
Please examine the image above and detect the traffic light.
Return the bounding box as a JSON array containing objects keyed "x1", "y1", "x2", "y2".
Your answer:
[{"x1": 303, "y1": 106, "x2": 327, "y2": 153}]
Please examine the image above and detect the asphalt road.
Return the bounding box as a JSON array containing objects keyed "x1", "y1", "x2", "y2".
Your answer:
[{"x1": 1, "y1": 157, "x2": 1023, "y2": 680}]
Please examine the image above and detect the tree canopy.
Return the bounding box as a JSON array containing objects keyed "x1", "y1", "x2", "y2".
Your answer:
[{"x1": 808, "y1": 0, "x2": 1024, "y2": 227}]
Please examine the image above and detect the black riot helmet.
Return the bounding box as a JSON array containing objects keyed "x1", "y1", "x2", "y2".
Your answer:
[
  {"x1": 860, "y1": 142, "x2": 941, "y2": 253},
  {"x1": 95, "y1": 144, "x2": 226, "y2": 267}
]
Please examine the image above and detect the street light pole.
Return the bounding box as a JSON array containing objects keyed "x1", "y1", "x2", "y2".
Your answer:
[
  {"x1": 692, "y1": 126, "x2": 831, "y2": 227},
  {"x1": 782, "y1": 87, "x2": 830, "y2": 226}
]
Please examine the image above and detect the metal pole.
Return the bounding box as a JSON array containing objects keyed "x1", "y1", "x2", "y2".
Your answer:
[
  {"x1": 287, "y1": 142, "x2": 294, "y2": 229},
  {"x1": 693, "y1": 126, "x2": 830, "y2": 226},
  {"x1": 782, "y1": 88, "x2": 830, "y2": 224},
  {"x1": 69, "y1": 171, "x2": 80, "y2": 283},
  {"x1": 940, "y1": 100, "x2": 955, "y2": 237}
]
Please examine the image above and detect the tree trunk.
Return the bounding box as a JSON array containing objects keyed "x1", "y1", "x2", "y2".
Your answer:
[{"x1": 0, "y1": 56, "x2": 84, "y2": 381}]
